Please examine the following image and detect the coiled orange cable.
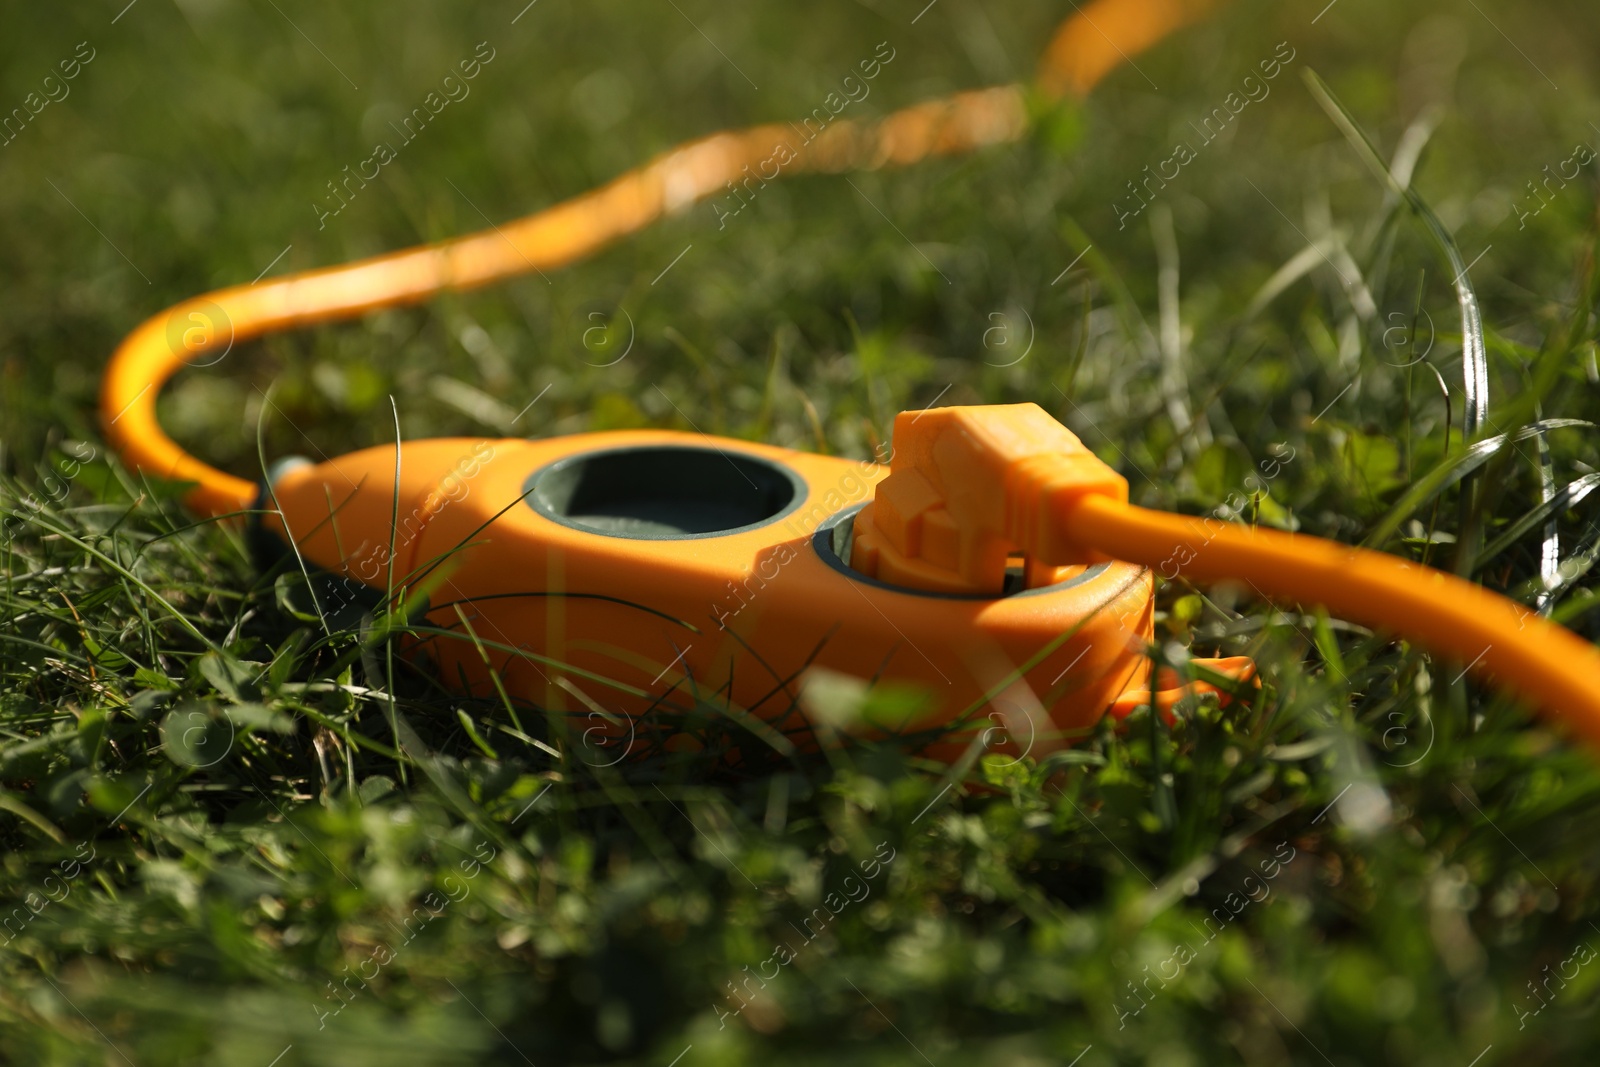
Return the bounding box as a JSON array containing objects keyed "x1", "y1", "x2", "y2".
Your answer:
[{"x1": 100, "y1": 0, "x2": 1220, "y2": 518}]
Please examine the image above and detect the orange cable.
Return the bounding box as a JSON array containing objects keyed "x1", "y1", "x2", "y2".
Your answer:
[
  {"x1": 100, "y1": 0, "x2": 1210, "y2": 518},
  {"x1": 1066, "y1": 496, "x2": 1600, "y2": 748}
]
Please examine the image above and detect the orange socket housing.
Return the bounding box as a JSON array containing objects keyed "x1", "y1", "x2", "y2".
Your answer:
[{"x1": 261, "y1": 427, "x2": 1165, "y2": 760}]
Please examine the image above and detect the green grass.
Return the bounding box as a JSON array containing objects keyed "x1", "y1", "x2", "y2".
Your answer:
[{"x1": 5, "y1": 0, "x2": 1600, "y2": 1063}]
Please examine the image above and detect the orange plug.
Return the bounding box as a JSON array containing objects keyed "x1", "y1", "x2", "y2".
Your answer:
[{"x1": 850, "y1": 403, "x2": 1127, "y2": 594}]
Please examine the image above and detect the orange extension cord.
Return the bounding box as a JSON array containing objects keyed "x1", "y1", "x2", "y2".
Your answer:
[{"x1": 97, "y1": 0, "x2": 1600, "y2": 744}]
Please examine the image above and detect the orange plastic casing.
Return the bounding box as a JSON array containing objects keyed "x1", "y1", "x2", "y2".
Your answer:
[{"x1": 262, "y1": 430, "x2": 1155, "y2": 761}]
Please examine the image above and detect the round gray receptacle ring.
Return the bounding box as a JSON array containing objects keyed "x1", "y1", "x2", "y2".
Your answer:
[{"x1": 524, "y1": 443, "x2": 808, "y2": 541}]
